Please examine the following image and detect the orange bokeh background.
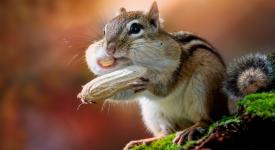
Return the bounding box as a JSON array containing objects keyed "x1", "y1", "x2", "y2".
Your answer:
[{"x1": 1, "y1": 0, "x2": 275, "y2": 149}]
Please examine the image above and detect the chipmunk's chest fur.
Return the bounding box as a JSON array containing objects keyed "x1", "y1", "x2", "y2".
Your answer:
[
  {"x1": 135, "y1": 46, "x2": 227, "y2": 136},
  {"x1": 137, "y1": 71, "x2": 209, "y2": 135}
]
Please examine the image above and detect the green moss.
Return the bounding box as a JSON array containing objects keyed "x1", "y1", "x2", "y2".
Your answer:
[
  {"x1": 132, "y1": 116, "x2": 242, "y2": 150},
  {"x1": 132, "y1": 93, "x2": 275, "y2": 150},
  {"x1": 131, "y1": 134, "x2": 181, "y2": 150},
  {"x1": 207, "y1": 116, "x2": 241, "y2": 134},
  {"x1": 131, "y1": 135, "x2": 199, "y2": 150},
  {"x1": 238, "y1": 93, "x2": 275, "y2": 120}
]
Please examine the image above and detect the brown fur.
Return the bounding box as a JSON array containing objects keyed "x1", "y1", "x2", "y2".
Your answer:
[{"x1": 173, "y1": 48, "x2": 228, "y2": 120}]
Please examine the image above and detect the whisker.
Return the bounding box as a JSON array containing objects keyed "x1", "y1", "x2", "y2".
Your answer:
[
  {"x1": 66, "y1": 53, "x2": 80, "y2": 66},
  {"x1": 101, "y1": 100, "x2": 109, "y2": 112},
  {"x1": 107, "y1": 101, "x2": 111, "y2": 114},
  {"x1": 73, "y1": 53, "x2": 86, "y2": 65}
]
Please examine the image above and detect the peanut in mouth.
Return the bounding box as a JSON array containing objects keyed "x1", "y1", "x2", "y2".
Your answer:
[{"x1": 97, "y1": 57, "x2": 116, "y2": 68}]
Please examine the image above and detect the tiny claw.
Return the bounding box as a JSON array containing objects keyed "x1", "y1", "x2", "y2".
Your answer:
[
  {"x1": 132, "y1": 77, "x2": 150, "y2": 93},
  {"x1": 173, "y1": 121, "x2": 208, "y2": 145},
  {"x1": 173, "y1": 130, "x2": 188, "y2": 144}
]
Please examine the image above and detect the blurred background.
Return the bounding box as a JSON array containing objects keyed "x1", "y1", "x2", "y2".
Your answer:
[{"x1": 1, "y1": 0, "x2": 275, "y2": 149}]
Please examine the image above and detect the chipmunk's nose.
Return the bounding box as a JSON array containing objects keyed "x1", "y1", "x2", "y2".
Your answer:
[{"x1": 106, "y1": 42, "x2": 116, "y2": 56}]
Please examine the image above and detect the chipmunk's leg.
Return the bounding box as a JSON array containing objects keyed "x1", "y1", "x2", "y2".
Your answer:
[
  {"x1": 173, "y1": 120, "x2": 208, "y2": 144},
  {"x1": 123, "y1": 134, "x2": 165, "y2": 150}
]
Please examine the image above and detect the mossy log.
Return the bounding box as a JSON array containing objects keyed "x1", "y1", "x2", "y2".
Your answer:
[{"x1": 132, "y1": 93, "x2": 275, "y2": 150}]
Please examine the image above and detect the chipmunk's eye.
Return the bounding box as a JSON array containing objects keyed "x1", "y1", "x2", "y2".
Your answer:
[{"x1": 129, "y1": 23, "x2": 144, "y2": 35}]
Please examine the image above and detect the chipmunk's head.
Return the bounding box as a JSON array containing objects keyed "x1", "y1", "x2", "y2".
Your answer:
[
  {"x1": 103, "y1": 1, "x2": 161, "y2": 57},
  {"x1": 86, "y1": 2, "x2": 180, "y2": 76}
]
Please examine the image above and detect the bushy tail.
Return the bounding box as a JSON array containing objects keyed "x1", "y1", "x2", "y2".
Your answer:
[{"x1": 223, "y1": 53, "x2": 275, "y2": 100}]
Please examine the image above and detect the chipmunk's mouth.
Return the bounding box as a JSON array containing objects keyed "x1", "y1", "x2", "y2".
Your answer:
[{"x1": 97, "y1": 57, "x2": 129, "y2": 69}]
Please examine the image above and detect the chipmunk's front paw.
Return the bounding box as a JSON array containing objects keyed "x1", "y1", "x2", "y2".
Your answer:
[{"x1": 132, "y1": 77, "x2": 150, "y2": 93}]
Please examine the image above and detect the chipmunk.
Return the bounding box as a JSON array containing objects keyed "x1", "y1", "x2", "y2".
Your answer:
[{"x1": 84, "y1": 2, "x2": 275, "y2": 149}]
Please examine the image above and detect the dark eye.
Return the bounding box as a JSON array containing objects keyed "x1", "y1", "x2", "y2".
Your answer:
[{"x1": 129, "y1": 23, "x2": 143, "y2": 34}]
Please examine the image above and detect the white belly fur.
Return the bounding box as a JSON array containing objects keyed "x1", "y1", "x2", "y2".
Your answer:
[{"x1": 138, "y1": 76, "x2": 209, "y2": 136}]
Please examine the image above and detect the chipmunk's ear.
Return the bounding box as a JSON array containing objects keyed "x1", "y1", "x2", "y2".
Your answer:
[
  {"x1": 115, "y1": 7, "x2": 126, "y2": 17},
  {"x1": 147, "y1": 1, "x2": 159, "y2": 29}
]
